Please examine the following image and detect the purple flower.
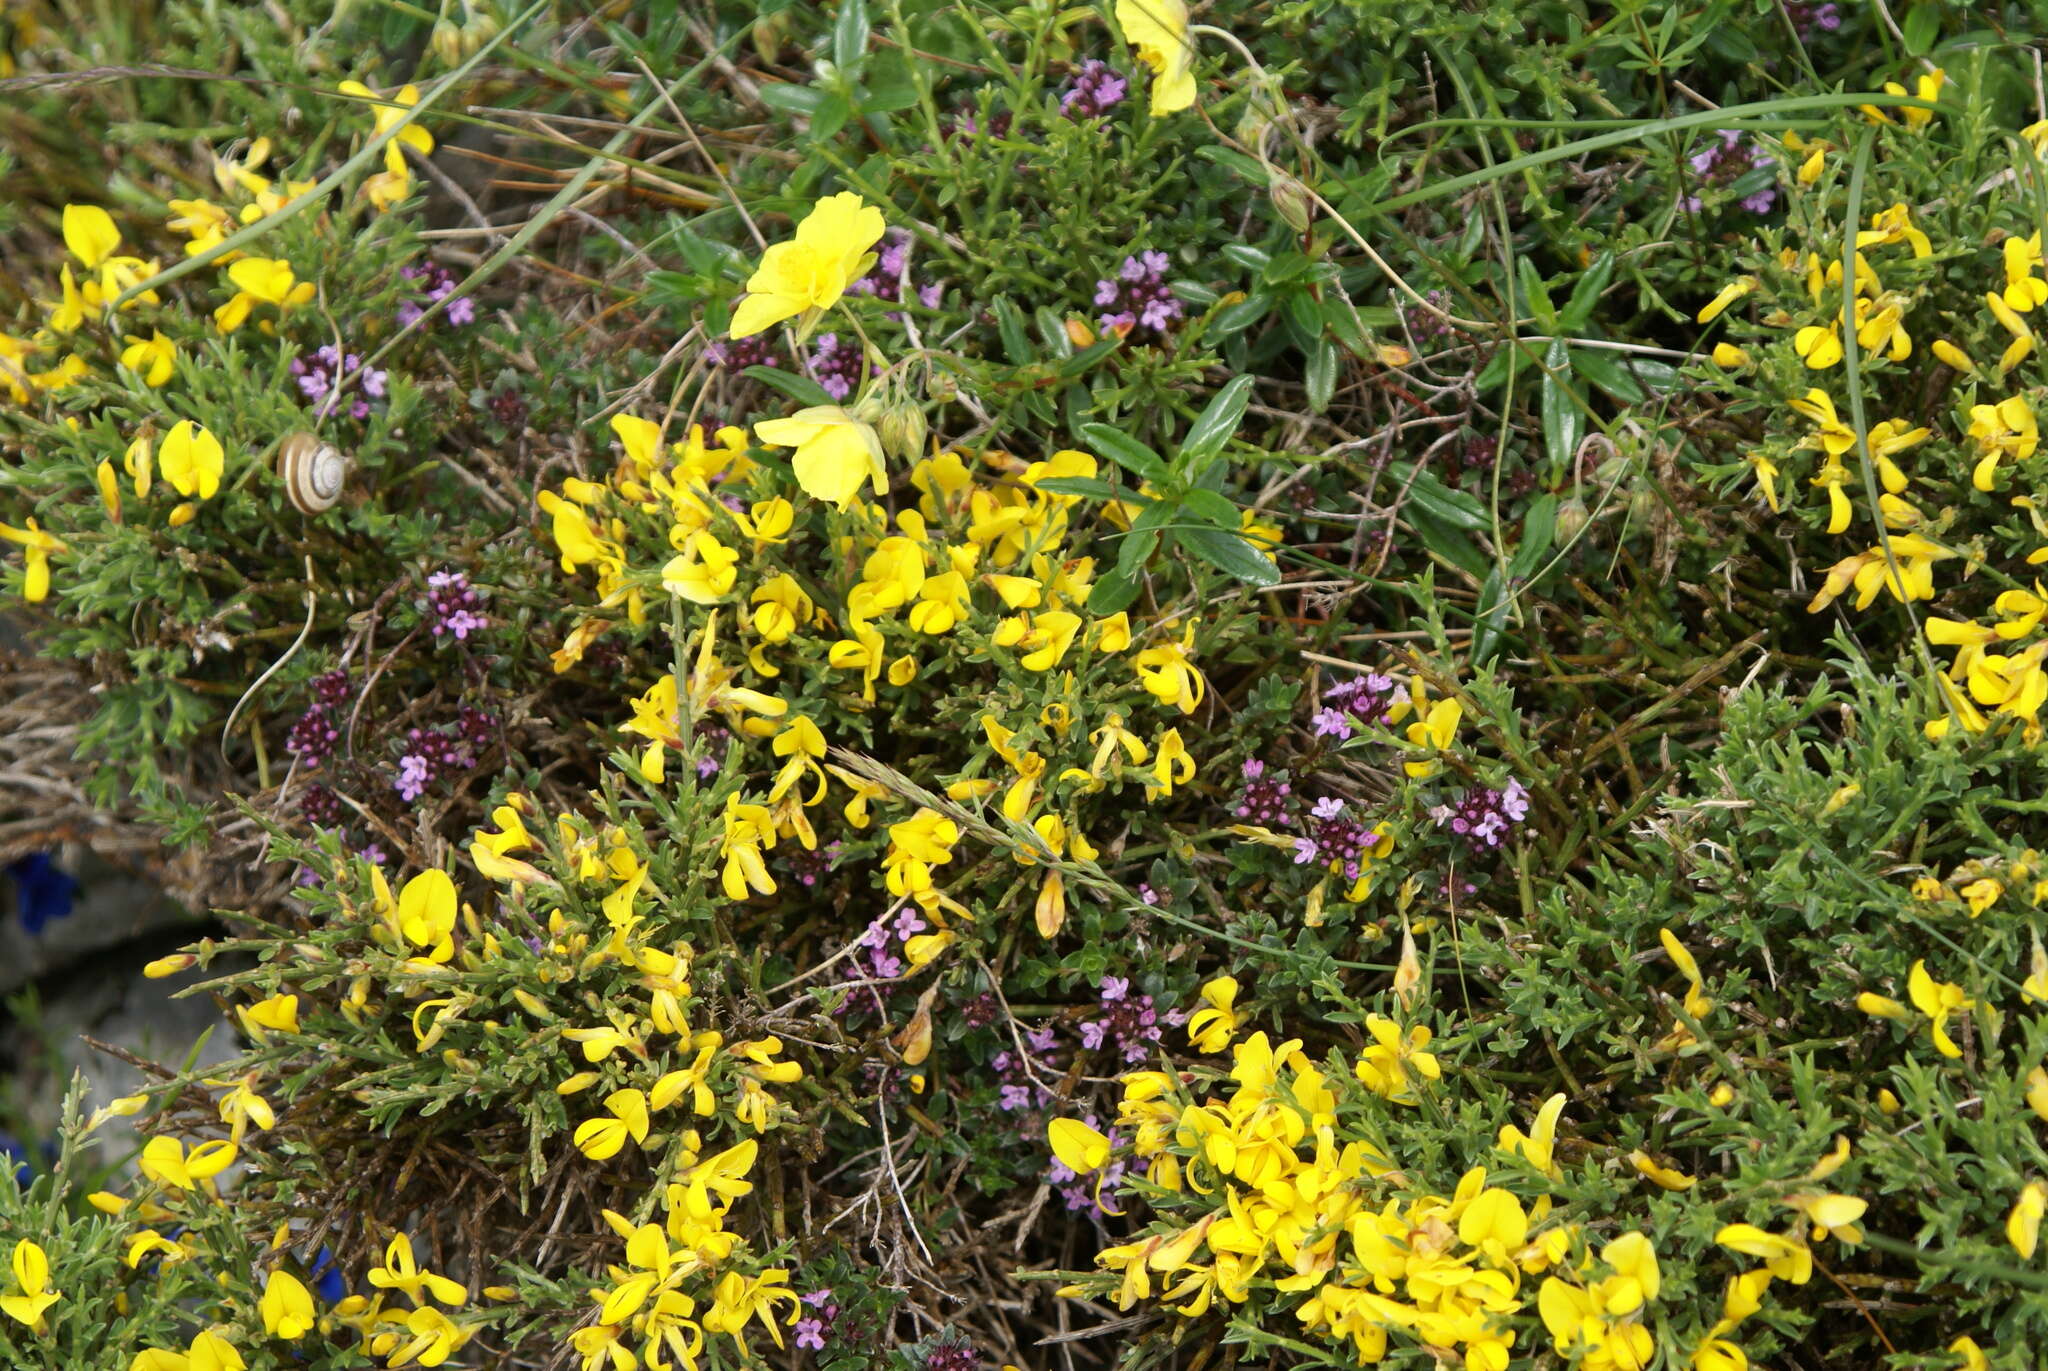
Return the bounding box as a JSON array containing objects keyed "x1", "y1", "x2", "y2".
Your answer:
[
  {"x1": 1093, "y1": 250, "x2": 1183, "y2": 340},
  {"x1": 423, "y1": 569, "x2": 489, "y2": 641},
  {"x1": 1433, "y1": 779, "x2": 1532, "y2": 853},
  {"x1": 795, "y1": 1319, "x2": 827, "y2": 1351},
  {"x1": 998, "y1": 1083, "x2": 1033, "y2": 1111},
  {"x1": 399, "y1": 262, "x2": 473, "y2": 331},
  {"x1": 1100, "y1": 975, "x2": 1129, "y2": 1002},
  {"x1": 1311, "y1": 795, "x2": 1347, "y2": 820},
  {"x1": 1683, "y1": 130, "x2": 1777, "y2": 216},
  {"x1": 1060, "y1": 60, "x2": 1128, "y2": 119},
  {"x1": 394, "y1": 754, "x2": 431, "y2": 802},
  {"x1": 805, "y1": 332, "x2": 867, "y2": 401},
  {"x1": 1311, "y1": 707, "x2": 1354, "y2": 739},
  {"x1": 291, "y1": 345, "x2": 387, "y2": 422}
]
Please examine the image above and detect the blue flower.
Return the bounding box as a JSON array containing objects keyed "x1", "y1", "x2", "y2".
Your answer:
[{"x1": 8, "y1": 853, "x2": 78, "y2": 935}]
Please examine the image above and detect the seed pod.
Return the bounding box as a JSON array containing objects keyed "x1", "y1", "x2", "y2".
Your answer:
[{"x1": 276, "y1": 432, "x2": 350, "y2": 514}]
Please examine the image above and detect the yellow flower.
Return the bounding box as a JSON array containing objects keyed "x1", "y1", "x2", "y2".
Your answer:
[
  {"x1": 0, "y1": 518, "x2": 65, "y2": 603},
  {"x1": 1186, "y1": 975, "x2": 1239, "y2": 1052},
  {"x1": 1114, "y1": 0, "x2": 1196, "y2": 115},
  {"x1": 2010, "y1": 1181, "x2": 2046, "y2": 1259},
  {"x1": 159, "y1": 419, "x2": 225, "y2": 500},
  {"x1": 1134, "y1": 623, "x2": 1206, "y2": 713},
  {"x1": 0, "y1": 1240, "x2": 59, "y2": 1331},
  {"x1": 259, "y1": 1271, "x2": 315, "y2": 1340},
  {"x1": 661, "y1": 529, "x2": 741, "y2": 603},
  {"x1": 1048, "y1": 1118, "x2": 1112, "y2": 1174},
  {"x1": 1498, "y1": 1092, "x2": 1567, "y2": 1177},
  {"x1": 138, "y1": 1136, "x2": 237, "y2": 1191},
  {"x1": 396, "y1": 868, "x2": 458, "y2": 963},
  {"x1": 729, "y1": 191, "x2": 886, "y2": 340},
  {"x1": 119, "y1": 330, "x2": 177, "y2": 387},
  {"x1": 1403, "y1": 696, "x2": 1463, "y2": 777},
  {"x1": 1695, "y1": 276, "x2": 1755, "y2": 324},
  {"x1": 1865, "y1": 68, "x2": 1944, "y2": 128},
  {"x1": 62, "y1": 203, "x2": 120, "y2": 271},
  {"x1": 213, "y1": 257, "x2": 314, "y2": 333},
  {"x1": 702, "y1": 1268, "x2": 802, "y2": 1357},
  {"x1": 338, "y1": 80, "x2": 435, "y2": 178},
  {"x1": 1906, "y1": 959, "x2": 1973, "y2": 1058},
  {"x1": 754, "y1": 405, "x2": 887, "y2": 508},
  {"x1": 367, "y1": 1232, "x2": 468, "y2": 1307},
  {"x1": 1969, "y1": 396, "x2": 2039, "y2": 492}
]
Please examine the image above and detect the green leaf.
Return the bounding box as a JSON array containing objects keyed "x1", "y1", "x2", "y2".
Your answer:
[
  {"x1": 1034, "y1": 476, "x2": 1125, "y2": 502},
  {"x1": 1388, "y1": 462, "x2": 1490, "y2": 531},
  {"x1": 1174, "y1": 524, "x2": 1281, "y2": 588},
  {"x1": 1087, "y1": 567, "x2": 1143, "y2": 615},
  {"x1": 832, "y1": 0, "x2": 871, "y2": 70},
  {"x1": 811, "y1": 93, "x2": 853, "y2": 140},
  {"x1": 1517, "y1": 257, "x2": 1557, "y2": 332},
  {"x1": 1558, "y1": 250, "x2": 1616, "y2": 333},
  {"x1": 1305, "y1": 339, "x2": 1338, "y2": 414},
  {"x1": 1210, "y1": 295, "x2": 1273, "y2": 337},
  {"x1": 1181, "y1": 488, "x2": 1240, "y2": 528},
  {"x1": 744, "y1": 366, "x2": 833, "y2": 407},
  {"x1": 758, "y1": 82, "x2": 826, "y2": 114},
  {"x1": 1901, "y1": 2, "x2": 1939, "y2": 56},
  {"x1": 1221, "y1": 244, "x2": 1273, "y2": 272},
  {"x1": 1405, "y1": 508, "x2": 1490, "y2": 581},
  {"x1": 1079, "y1": 423, "x2": 1169, "y2": 484},
  {"x1": 993, "y1": 297, "x2": 1037, "y2": 363},
  {"x1": 1541, "y1": 340, "x2": 1585, "y2": 481},
  {"x1": 1056, "y1": 338, "x2": 1121, "y2": 377},
  {"x1": 1471, "y1": 566, "x2": 1511, "y2": 665},
  {"x1": 1510, "y1": 493, "x2": 1558, "y2": 583},
  {"x1": 1181, "y1": 374, "x2": 1256, "y2": 468},
  {"x1": 1571, "y1": 349, "x2": 1678, "y2": 404}
]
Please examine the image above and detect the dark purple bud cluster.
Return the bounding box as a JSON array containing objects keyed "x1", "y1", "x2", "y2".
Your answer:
[{"x1": 1094, "y1": 250, "x2": 1183, "y2": 338}]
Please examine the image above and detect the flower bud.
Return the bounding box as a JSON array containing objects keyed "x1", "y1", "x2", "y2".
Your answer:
[
  {"x1": 143, "y1": 954, "x2": 197, "y2": 979},
  {"x1": 1269, "y1": 173, "x2": 1314, "y2": 233},
  {"x1": 431, "y1": 19, "x2": 464, "y2": 67},
  {"x1": 1554, "y1": 496, "x2": 1591, "y2": 544},
  {"x1": 878, "y1": 399, "x2": 928, "y2": 461},
  {"x1": 461, "y1": 11, "x2": 500, "y2": 52}
]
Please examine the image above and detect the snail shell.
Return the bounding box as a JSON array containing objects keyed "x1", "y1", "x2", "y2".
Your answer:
[{"x1": 277, "y1": 432, "x2": 350, "y2": 514}]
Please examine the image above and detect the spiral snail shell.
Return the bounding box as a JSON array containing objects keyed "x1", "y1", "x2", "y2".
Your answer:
[{"x1": 277, "y1": 432, "x2": 350, "y2": 515}]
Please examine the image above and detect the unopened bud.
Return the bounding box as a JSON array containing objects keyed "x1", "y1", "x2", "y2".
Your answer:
[
  {"x1": 878, "y1": 400, "x2": 928, "y2": 461},
  {"x1": 431, "y1": 19, "x2": 464, "y2": 66},
  {"x1": 143, "y1": 954, "x2": 197, "y2": 979},
  {"x1": 1269, "y1": 173, "x2": 1313, "y2": 233},
  {"x1": 1554, "y1": 496, "x2": 1591, "y2": 544},
  {"x1": 461, "y1": 11, "x2": 501, "y2": 52}
]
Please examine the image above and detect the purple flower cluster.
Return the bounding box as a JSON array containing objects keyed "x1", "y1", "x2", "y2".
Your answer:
[
  {"x1": 1094, "y1": 250, "x2": 1183, "y2": 339},
  {"x1": 424, "y1": 570, "x2": 488, "y2": 641},
  {"x1": 1060, "y1": 60, "x2": 1128, "y2": 118},
  {"x1": 706, "y1": 334, "x2": 779, "y2": 371},
  {"x1": 794, "y1": 1290, "x2": 839, "y2": 1353},
  {"x1": 292, "y1": 345, "x2": 386, "y2": 422},
  {"x1": 1232, "y1": 757, "x2": 1296, "y2": 824},
  {"x1": 782, "y1": 841, "x2": 840, "y2": 889},
  {"x1": 1076, "y1": 975, "x2": 1179, "y2": 1066},
  {"x1": 916, "y1": 1332, "x2": 981, "y2": 1371},
  {"x1": 805, "y1": 332, "x2": 867, "y2": 401},
  {"x1": 393, "y1": 710, "x2": 493, "y2": 803},
  {"x1": 1401, "y1": 288, "x2": 1457, "y2": 344},
  {"x1": 845, "y1": 906, "x2": 932, "y2": 985},
  {"x1": 299, "y1": 782, "x2": 344, "y2": 828},
  {"x1": 1311, "y1": 671, "x2": 1400, "y2": 741},
  {"x1": 1684, "y1": 131, "x2": 1777, "y2": 215},
  {"x1": 1784, "y1": 1, "x2": 1842, "y2": 37},
  {"x1": 286, "y1": 670, "x2": 355, "y2": 766},
  {"x1": 1292, "y1": 796, "x2": 1383, "y2": 881},
  {"x1": 397, "y1": 262, "x2": 475, "y2": 329},
  {"x1": 844, "y1": 231, "x2": 944, "y2": 315},
  {"x1": 992, "y1": 1023, "x2": 1062, "y2": 1114},
  {"x1": 1431, "y1": 779, "x2": 1531, "y2": 851}
]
